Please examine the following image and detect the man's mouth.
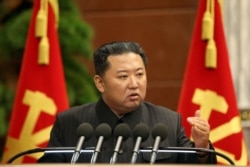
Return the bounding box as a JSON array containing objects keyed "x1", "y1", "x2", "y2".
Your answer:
[{"x1": 128, "y1": 93, "x2": 139, "y2": 100}]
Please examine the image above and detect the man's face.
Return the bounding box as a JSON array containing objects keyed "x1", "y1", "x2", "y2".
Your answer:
[{"x1": 94, "y1": 52, "x2": 147, "y2": 115}]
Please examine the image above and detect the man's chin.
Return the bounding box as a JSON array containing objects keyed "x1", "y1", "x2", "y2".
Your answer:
[{"x1": 125, "y1": 102, "x2": 141, "y2": 110}]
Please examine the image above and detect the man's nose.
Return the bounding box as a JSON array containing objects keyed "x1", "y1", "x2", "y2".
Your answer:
[{"x1": 128, "y1": 76, "x2": 138, "y2": 88}]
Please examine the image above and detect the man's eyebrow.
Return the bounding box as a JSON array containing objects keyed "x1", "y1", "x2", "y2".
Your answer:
[{"x1": 116, "y1": 67, "x2": 144, "y2": 73}]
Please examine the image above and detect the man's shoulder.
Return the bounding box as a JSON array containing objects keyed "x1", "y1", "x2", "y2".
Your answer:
[
  {"x1": 142, "y1": 101, "x2": 179, "y2": 116},
  {"x1": 58, "y1": 102, "x2": 96, "y2": 118}
]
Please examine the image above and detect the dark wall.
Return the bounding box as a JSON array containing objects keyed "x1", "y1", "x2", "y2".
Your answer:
[{"x1": 74, "y1": 0, "x2": 198, "y2": 110}]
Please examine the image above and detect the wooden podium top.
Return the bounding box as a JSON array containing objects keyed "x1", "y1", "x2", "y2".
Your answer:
[{"x1": 0, "y1": 164, "x2": 246, "y2": 167}]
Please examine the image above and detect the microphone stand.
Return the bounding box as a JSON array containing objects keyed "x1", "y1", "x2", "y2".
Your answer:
[
  {"x1": 91, "y1": 136, "x2": 104, "y2": 164},
  {"x1": 150, "y1": 136, "x2": 161, "y2": 164},
  {"x1": 110, "y1": 136, "x2": 123, "y2": 164},
  {"x1": 140, "y1": 147, "x2": 235, "y2": 165},
  {"x1": 130, "y1": 136, "x2": 142, "y2": 164}
]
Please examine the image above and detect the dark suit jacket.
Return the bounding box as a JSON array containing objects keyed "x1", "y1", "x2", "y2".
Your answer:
[{"x1": 38, "y1": 98, "x2": 217, "y2": 164}]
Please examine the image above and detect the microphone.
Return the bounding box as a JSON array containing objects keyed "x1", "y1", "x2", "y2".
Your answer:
[
  {"x1": 71, "y1": 123, "x2": 93, "y2": 164},
  {"x1": 150, "y1": 123, "x2": 168, "y2": 164},
  {"x1": 90, "y1": 123, "x2": 112, "y2": 164},
  {"x1": 110, "y1": 123, "x2": 131, "y2": 164},
  {"x1": 130, "y1": 123, "x2": 150, "y2": 164}
]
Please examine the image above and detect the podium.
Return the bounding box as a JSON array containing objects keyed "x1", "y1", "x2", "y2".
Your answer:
[
  {"x1": 0, "y1": 163, "x2": 245, "y2": 167},
  {"x1": 0, "y1": 164, "x2": 248, "y2": 167}
]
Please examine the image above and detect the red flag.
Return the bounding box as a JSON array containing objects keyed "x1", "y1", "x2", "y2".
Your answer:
[
  {"x1": 178, "y1": 0, "x2": 248, "y2": 165},
  {"x1": 2, "y1": 0, "x2": 69, "y2": 164}
]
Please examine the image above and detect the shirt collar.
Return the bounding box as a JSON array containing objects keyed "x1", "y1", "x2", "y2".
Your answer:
[{"x1": 95, "y1": 98, "x2": 143, "y2": 130}]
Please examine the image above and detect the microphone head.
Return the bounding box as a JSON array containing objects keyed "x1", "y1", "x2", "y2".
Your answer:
[
  {"x1": 113, "y1": 123, "x2": 131, "y2": 140},
  {"x1": 132, "y1": 123, "x2": 150, "y2": 141},
  {"x1": 77, "y1": 123, "x2": 93, "y2": 140},
  {"x1": 95, "y1": 123, "x2": 112, "y2": 140},
  {"x1": 151, "y1": 123, "x2": 168, "y2": 140}
]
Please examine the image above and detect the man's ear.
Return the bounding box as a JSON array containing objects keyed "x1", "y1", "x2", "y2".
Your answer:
[{"x1": 94, "y1": 75, "x2": 104, "y2": 93}]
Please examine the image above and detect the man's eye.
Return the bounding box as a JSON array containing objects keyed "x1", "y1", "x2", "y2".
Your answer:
[
  {"x1": 119, "y1": 75, "x2": 128, "y2": 79},
  {"x1": 137, "y1": 73, "x2": 144, "y2": 77}
]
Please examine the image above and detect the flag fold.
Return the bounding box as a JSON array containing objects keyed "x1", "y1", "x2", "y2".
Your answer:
[
  {"x1": 2, "y1": 0, "x2": 69, "y2": 164},
  {"x1": 178, "y1": 0, "x2": 248, "y2": 165}
]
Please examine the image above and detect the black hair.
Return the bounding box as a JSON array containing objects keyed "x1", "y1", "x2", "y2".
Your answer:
[{"x1": 93, "y1": 41, "x2": 147, "y2": 76}]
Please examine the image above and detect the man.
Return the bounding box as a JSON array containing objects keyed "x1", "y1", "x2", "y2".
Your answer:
[{"x1": 38, "y1": 41, "x2": 217, "y2": 164}]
